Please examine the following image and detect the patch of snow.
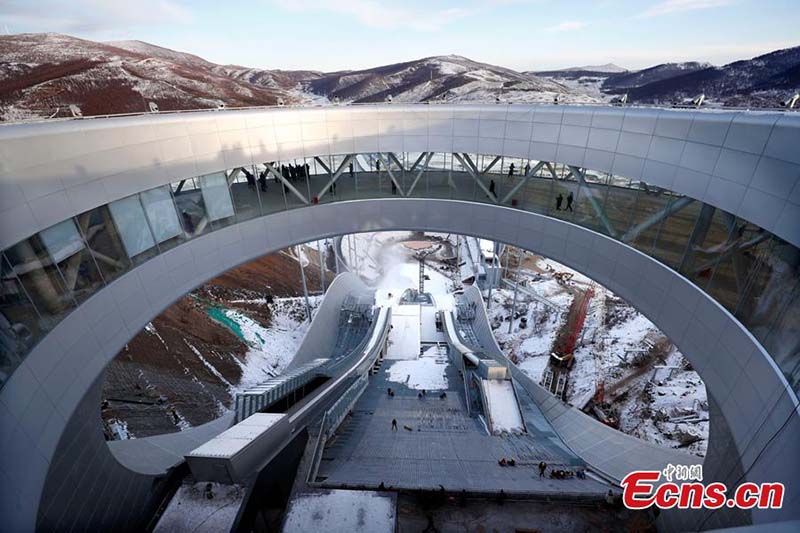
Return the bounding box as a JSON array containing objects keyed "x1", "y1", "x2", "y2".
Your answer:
[
  {"x1": 483, "y1": 379, "x2": 525, "y2": 434},
  {"x1": 184, "y1": 340, "x2": 233, "y2": 389},
  {"x1": 283, "y1": 490, "x2": 395, "y2": 533},
  {"x1": 227, "y1": 296, "x2": 320, "y2": 393},
  {"x1": 107, "y1": 418, "x2": 132, "y2": 440},
  {"x1": 154, "y1": 482, "x2": 244, "y2": 533},
  {"x1": 387, "y1": 344, "x2": 448, "y2": 390}
]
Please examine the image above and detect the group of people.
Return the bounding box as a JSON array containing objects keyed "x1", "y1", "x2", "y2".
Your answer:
[
  {"x1": 555, "y1": 192, "x2": 574, "y2": 212},
  {"x1": 242, "y1": 162, "x2": 313, "y2": 195}
]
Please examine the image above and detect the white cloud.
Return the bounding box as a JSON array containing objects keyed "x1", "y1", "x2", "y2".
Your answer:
[
  {"x1": 636, "y1": 0, "x2": 734, "y2": 19},
  {"x1": 544, "y1": 20, "x2": 587, "y2": 33},
  {"x1": 0, "y1": 0, "x2": 193, "y2": 33},
  {"x1": 272, "y1": 0, "x2": 476, "y2": 32}
]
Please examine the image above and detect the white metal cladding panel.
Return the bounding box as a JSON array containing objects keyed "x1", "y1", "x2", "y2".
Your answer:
[{"x1": 0, "y1": 104, "x2": 798, "y2": 251}]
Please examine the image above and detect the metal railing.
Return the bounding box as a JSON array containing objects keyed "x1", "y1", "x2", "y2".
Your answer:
[
  {"x1": 233, "y1": 358, "x2": 328, "y2": 423},
  {"x1": 2, "y1": 99, "x2": 796, "y2": 127}
]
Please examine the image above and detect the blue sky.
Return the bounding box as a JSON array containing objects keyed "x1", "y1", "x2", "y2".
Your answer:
[{"x1": 1, "y1": 0, "x2": 797, "y2": 71}]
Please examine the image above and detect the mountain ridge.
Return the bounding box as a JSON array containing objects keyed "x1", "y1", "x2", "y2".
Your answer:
[{"x1": 1, "y1": 33, "x2": 798, "y2": 121}]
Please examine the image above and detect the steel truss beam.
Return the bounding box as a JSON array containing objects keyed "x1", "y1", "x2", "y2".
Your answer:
[
  {"x1": 455, "y1": 153, "x2": 498, "y2": 203},
  {"x1": 376, "y1": 153, "x2": 405, "y2": 196},
  {"x1": 692, "y1": 231, "x2": 771, "y2": 278},
  {"x1": 482, "y1": 156, "x2": 501, "y2": 174},
  {"x1": 570, "y1": 166, "x2": 617, "y2": 238},
  {"x1": 622, "y1": 196, "x2": 695, "y2": 243},
  {"x1": 500, "y1": 161, "x2": 545, "y2": 204},
  {"x1": 544, "y1": 162, "x2": 559, "y2": 180},
  {"x1": 406, "y1": 152, "x2": 434, "y2": 196},
  {"x1": 264, "y1": 162, "x2": 310, "y2": 205},
  {"x1": 387, "y1": 152, "x2": 405, "y2": 172},
  {"x1": 313, "y1": 157, "x2": 331, "y2": 175},
  {"x1": 408, "y1": 152, "x2": 429, "y2": 172},
  {"x1": 317, "y1": 154, "x2": 357, "y2": 200}
]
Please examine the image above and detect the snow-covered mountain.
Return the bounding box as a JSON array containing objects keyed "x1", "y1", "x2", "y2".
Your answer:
[
  {"x1": 535, "y1": 48, "x2": 800, "y2": 107},
  {"x1": 1, "y1": 33, "x2": 798, "y2": 121},
  {"x1": 0, "y1": 33, "x2": 307, "y2": 121},
  {"x1": 614, "y1": 47, "x2": 800, "y2": 107},
  {"x1": 303, "y1": 55, "x2": 596, "y2": 104},
  {"x1": 601, "y1": 62, "x2": 712, "y2": 91}
]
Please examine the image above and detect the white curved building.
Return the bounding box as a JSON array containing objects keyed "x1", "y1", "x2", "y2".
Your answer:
[{"x1": 0, "y1": 103, "x2": 798, "y2": 531}]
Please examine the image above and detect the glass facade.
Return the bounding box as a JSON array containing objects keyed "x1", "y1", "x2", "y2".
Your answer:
[{"x1": 1, "y1": 155, "x2": 798, "y2": 394}]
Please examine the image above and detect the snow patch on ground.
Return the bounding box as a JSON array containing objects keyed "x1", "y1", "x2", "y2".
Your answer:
[
  {"x1": 154, "y1": 482, "x2": 244, "y2": 533},
  {"x1": 483, "y1": 379, "x2": 525, "y2": 434},
  {"x1": 107, "y1": 418, "x2": 132, "y2": 440},
  {"x1": 227, "y1": 296, "x2": 320, "y2": 393},
  {"x1": 283, "y1": 490, "x2": 395, "y2": 533},
  {"x1": 387, "y1": 344, "x2": 449, "y2": 390}
]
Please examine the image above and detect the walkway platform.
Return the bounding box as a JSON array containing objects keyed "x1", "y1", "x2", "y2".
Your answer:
[{"x1": 313, "y1": 349, "x2": 612, "y2": 498}]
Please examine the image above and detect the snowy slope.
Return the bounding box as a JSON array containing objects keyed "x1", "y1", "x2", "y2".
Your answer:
[
  {"x1": 306, "y1": 55, "x2": 598, "y2": 104},
  {"x1": 483, "y1": 379, "x2": 525, "y2": 434}
]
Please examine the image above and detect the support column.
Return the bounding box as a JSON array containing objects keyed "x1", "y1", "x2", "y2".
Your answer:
[
  {"x1": 486, "y1": 241, "x2": 498, "y2": 310},
  {"x1": 317, "y1": 240, "x2": 326, "y2": 292},
  {"x1": 297, "y1": 245, "x2": 312, "y2": 323},
  {"x1": 509, "y1": 248, "x2": 521, "y2": 334}
]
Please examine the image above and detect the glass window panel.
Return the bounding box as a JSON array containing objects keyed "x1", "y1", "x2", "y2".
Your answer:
[
  {"x1": 108, "y1": 195, "x2": 157, "y2": 258},
  {"x1": 4, "y1": 235, "x2": 75, "y2": 329},
  {"x1": 140, "y1": 186, "x2": 182, "y2": 243},
  {"x1": 604, "y1": 178, "x2": 639, "y2": 238},
  {"x1": 254, "y1": 162, "x2": 287, "y2": 215},
  {"x1": 623, "y1": 188, "x2": 675, "y2": 254},
  {"x1": 227, "y1": 167, "x2": 262, "y2": 222},
  {"x1": 45, "y1": 216, "x2": 105, "y2": 305},
  {"x1": 199, "y1": 172, "x2": 235, "y2": 222},
  {"x1": 275, "y1": 162, "x2": 309, "y2": 209},
  {"x1": 572, "y1": 178, "x2": 610, "y2": 236},
  {"x1": 80, "y1": 205, "x2": 132, "y2": 283},
  {"x1": 1, "y1": 254, "x2": 43, "y2": 386},
  {"x1": 521, "y1": 173, "x2": 554, "y2": 215},
  {"x1": 760, "y1": 277, "x2": 800, "y2": 392},
  {"x1": 651, "y1": 200, "x2": 701, "y2": 270},
  {"x1": 550, "y1": 180, "x2": 579, "y2": 222},
  {"x1": 39, "y1": 219, "x2": 84, "y2": 263},
  {"x1": 679, "y1": 206, "x2": 736, "y2": 291},
  {"x1": 172, "y1": 178, "x2": 210, "y2": 237},
  {"x1": 705, "y1": 219, "x2": 763, "y2": 311}
]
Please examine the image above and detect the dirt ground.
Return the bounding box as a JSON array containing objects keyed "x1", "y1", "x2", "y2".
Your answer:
[{"x1": 101, "y1": 248, "x2": 330, "y2": 439}]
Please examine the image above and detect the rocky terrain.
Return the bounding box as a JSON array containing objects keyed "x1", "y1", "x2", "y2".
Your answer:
[
  {"x1": 535, "y1": 47, "x2": 800, "y2": 107},
  {"x1": 101, "y1": 245, "x2": 332, "y2": 439},
  {"x1": 304, "y1": 54, "x2": 594, "y2": 104},
  {"x1": 0, "y1": 33, "x2": 309, "y2": 121},
  {"x1": 3, "y1": 32, "x2": 796, "y2": 122}
]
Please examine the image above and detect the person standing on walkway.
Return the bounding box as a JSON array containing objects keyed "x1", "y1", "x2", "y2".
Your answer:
[
  {"x1": 556, "y1": 193, "x2": 563, "y2": 211},
  {"x1": 391, "y1": 418, "x2": 398, "y2": 431},
  {"x1": 489, "y1": 179, "x2": 496, "y2": 197},
  {"x1": 508, "y1": 163, "x2": 515, "y2": 178},
  {"x1": 349, "y1": 161, "x2": 354, "y2": 178},
  {"x1": 566, "y1": 192, "x2": 574, "y2": 212},
  {"x1": 538, "y1": 461, "x2": 547, "y2": 478},
  {"x1": 524, "y1": 162, "x2": 530, "y2": 176}
]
